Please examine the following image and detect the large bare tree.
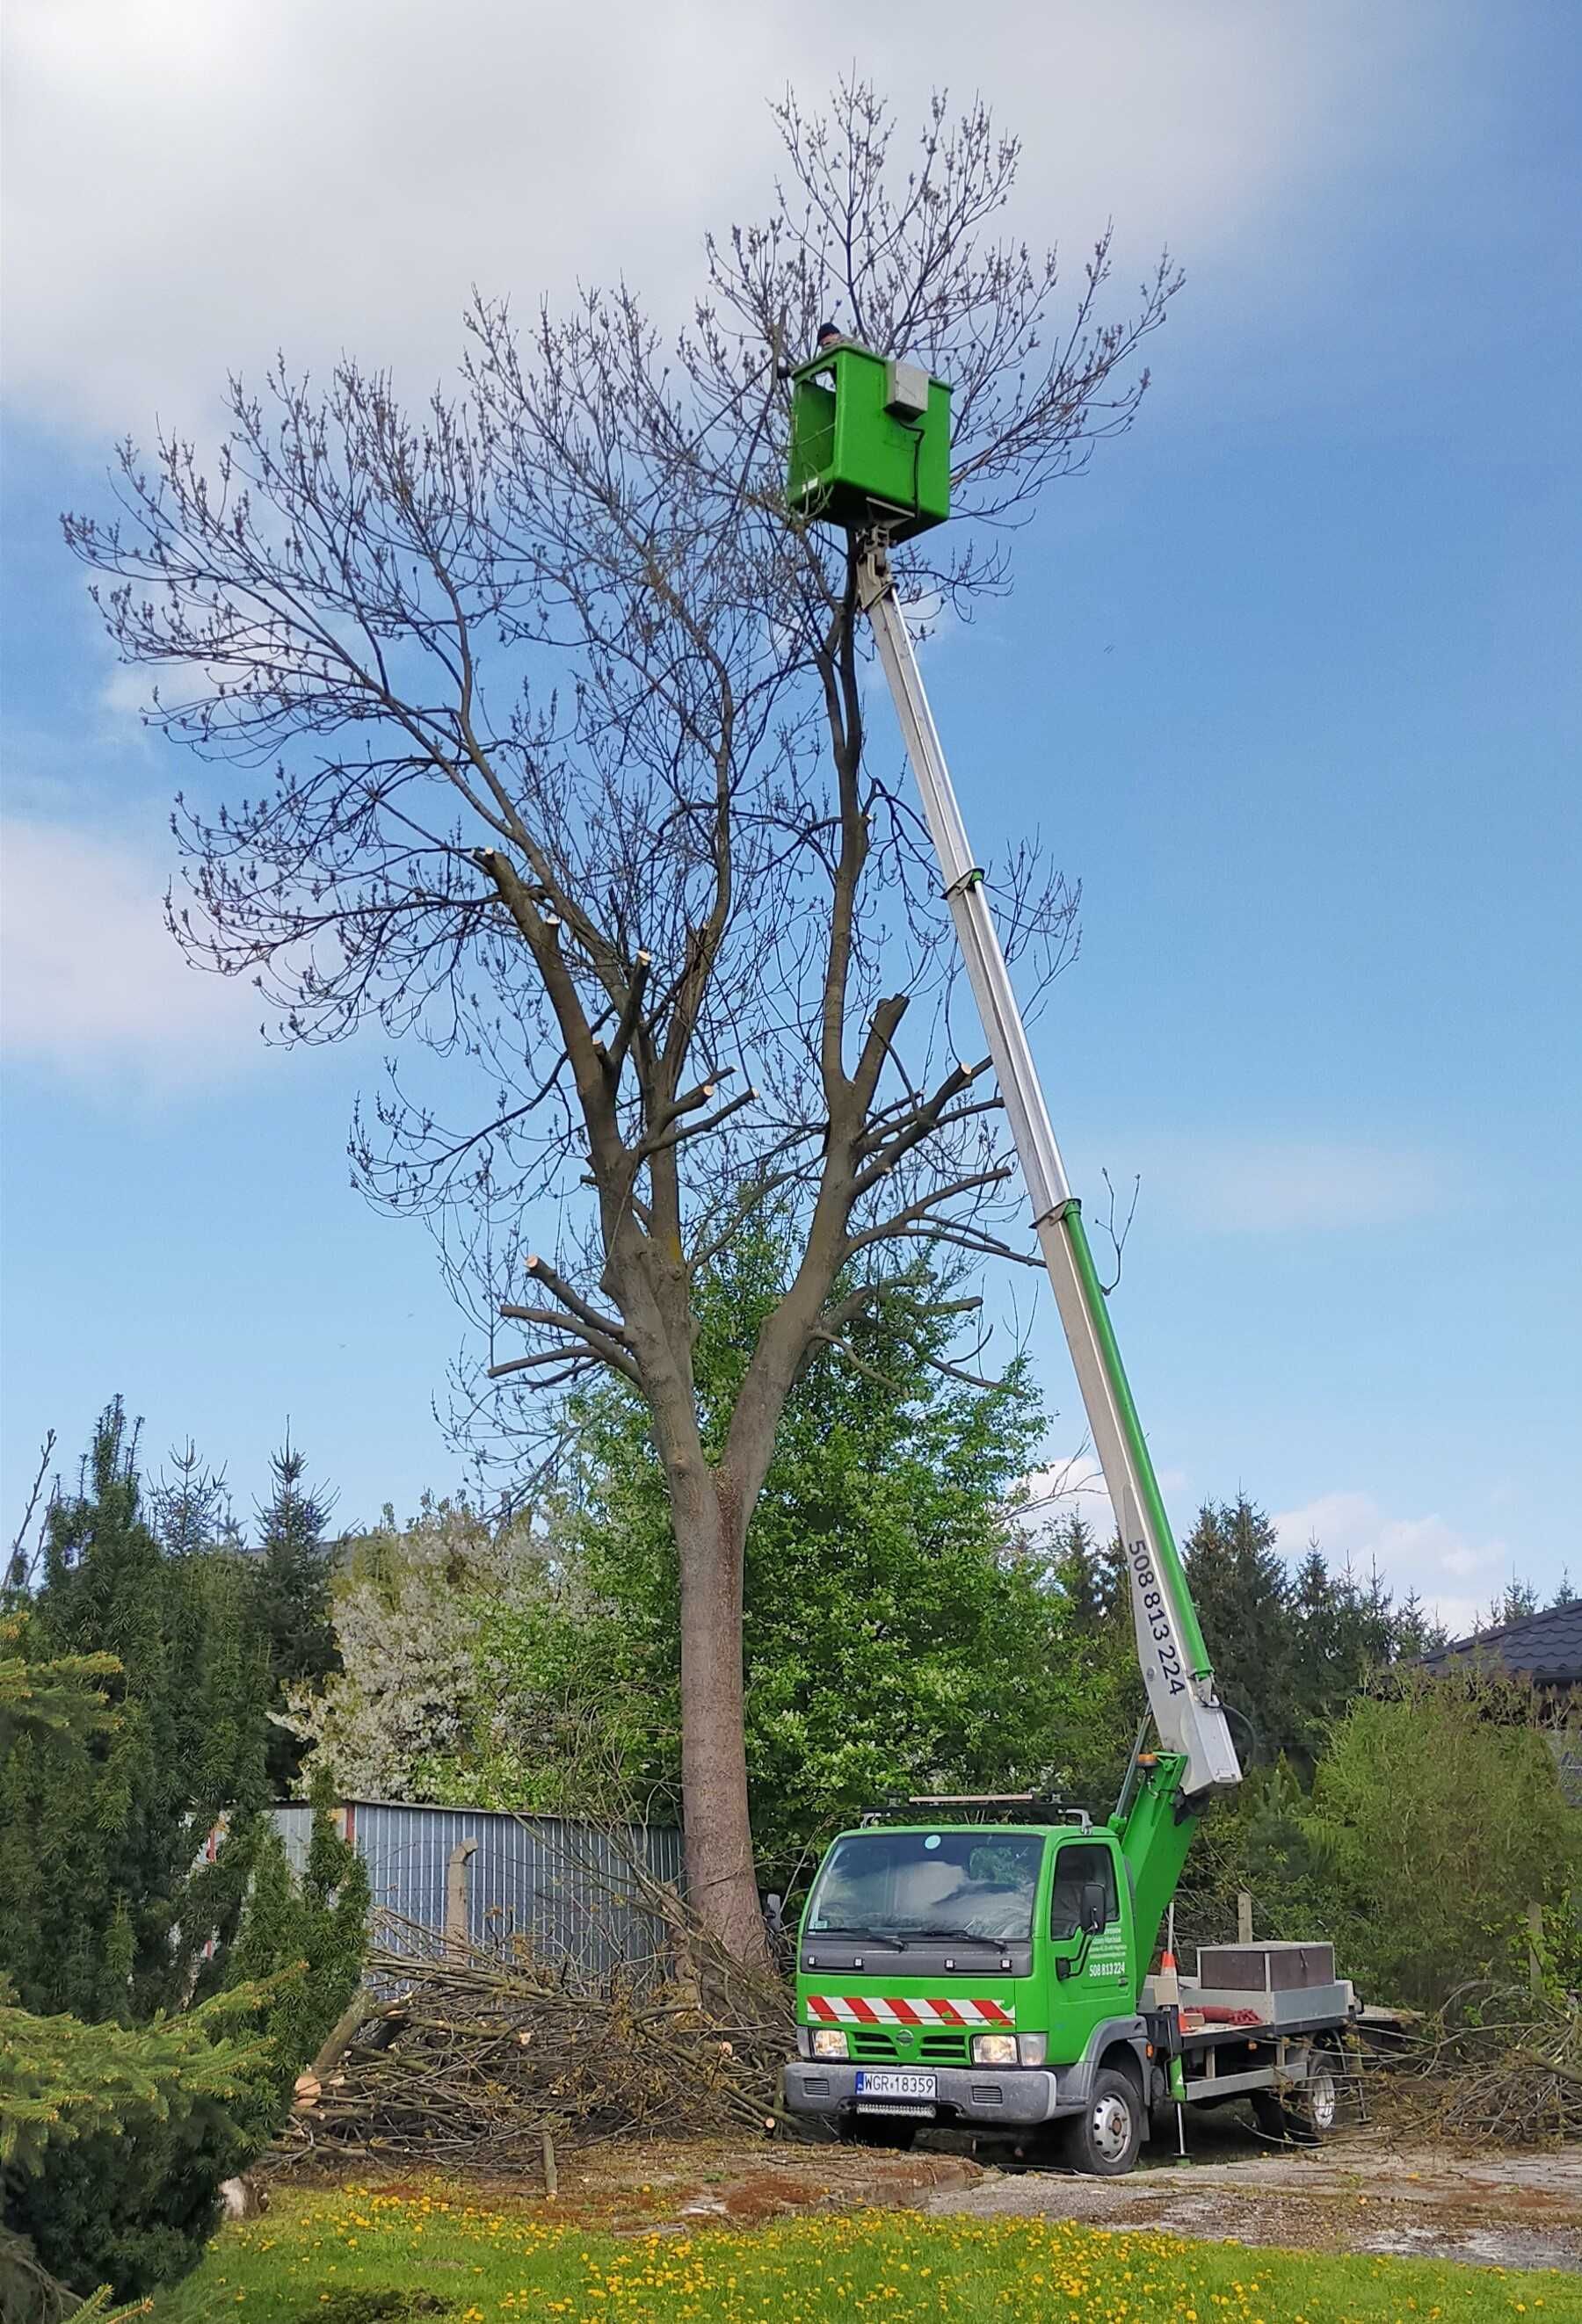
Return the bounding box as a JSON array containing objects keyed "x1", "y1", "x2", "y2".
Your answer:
[{"x1": 68, "y1": 85, "x2": 1179, "y2": 1961}]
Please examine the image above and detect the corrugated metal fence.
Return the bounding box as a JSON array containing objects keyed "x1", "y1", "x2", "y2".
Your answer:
[{"x1": 271, "y1": 1799, "x2": 684, "y2": 1976}]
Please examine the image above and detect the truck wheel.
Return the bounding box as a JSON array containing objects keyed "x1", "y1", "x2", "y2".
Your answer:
[
  {"x1": 1063, "y1": 2068, "x2": 1143, "y2": 2176},
  {"x1": 838, "y1": 2113, "x2": 918, "y2": 2151},
  {"x1": 1252, "y1": 2053, "x2": 1339, "y2": 2144}
]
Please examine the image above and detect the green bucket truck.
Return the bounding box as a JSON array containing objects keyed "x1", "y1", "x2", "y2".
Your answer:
[{"x1": 779, "y1": 344, "x2": 1357, "y2": 2170}]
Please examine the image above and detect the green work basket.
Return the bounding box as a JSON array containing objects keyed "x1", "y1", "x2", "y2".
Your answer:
[{"x1": 786, "y1": 342, "x2": 951, "y2": 541}]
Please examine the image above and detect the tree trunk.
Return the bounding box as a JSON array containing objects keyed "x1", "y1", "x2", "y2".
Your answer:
[{"x1": 671, "y1": 1461, "x2": 768, "y2": 1969}]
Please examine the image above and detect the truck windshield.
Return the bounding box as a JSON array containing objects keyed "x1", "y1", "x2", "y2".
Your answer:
[{"x1": 805, "y1": 1829, "x2": 1046, "y2": 1944}]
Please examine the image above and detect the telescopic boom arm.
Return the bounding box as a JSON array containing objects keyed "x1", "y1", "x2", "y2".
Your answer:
[{"x1": 858, "y1": 539, "x2": 1240, "y2": 1803}]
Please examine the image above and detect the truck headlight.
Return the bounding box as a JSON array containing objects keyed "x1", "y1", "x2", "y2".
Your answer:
[
  {"x1": 1018, "y1": 2033, "x2": 1048, "y2": 2067},
  {"x1": 971, "y1": 2032, "x2": 1019, "y2": 2067},
  {"x1": 810, "y1": 2027, "x2": 848, "y2": 2060}
]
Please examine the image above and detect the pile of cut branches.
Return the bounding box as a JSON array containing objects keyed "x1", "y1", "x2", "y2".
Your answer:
[
  {"x1": 279, "y1": 1908, "x2": 795, "y2": 2170},
  {"x1": 1378, "y1": 1983, "x2": 1582, "y2": 2147}
]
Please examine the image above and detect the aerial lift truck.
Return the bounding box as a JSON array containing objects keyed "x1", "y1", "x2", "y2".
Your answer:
[{"x1": 779, "y1": 341, "x2": 1357, "y2": 2173}]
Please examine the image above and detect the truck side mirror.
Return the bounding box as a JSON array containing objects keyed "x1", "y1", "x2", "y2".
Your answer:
[{"x1": 1079, "y1": 1882, "x2": 1108, "y2": 1937}]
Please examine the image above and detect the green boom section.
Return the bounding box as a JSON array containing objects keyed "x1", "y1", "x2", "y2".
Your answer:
[
  {"x1": 1061, "y1": 1201, "x2": 1212, "y2": 1679},
  {"x1": 1114, "y1": 1751, "x2": 1199, "y2": 1978}
]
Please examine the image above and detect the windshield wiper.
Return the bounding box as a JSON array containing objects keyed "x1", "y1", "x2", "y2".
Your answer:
[
  {"x1": 807, "y1": 1925, "x2": 910, "y2": 1949},
  {"x1": 908, "y1": 1926, "x2": 1017, "y2": 1944}
]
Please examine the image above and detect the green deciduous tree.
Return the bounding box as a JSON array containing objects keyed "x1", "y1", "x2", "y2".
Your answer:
[
  {"x1": 1300, "y1": 1670, "x2": 1582, "y2": 2010},
  {"x1": 282, "y1": 1495, "x2": 550, "y2": 1801},
  {"x1": 425, "y1": 1232, "x2": 1110, "y2": 1888}
]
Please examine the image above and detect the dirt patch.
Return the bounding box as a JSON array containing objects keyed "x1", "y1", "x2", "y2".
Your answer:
[
  {"x1": 928, "y1": 2132, "x2": 1582, "y2": 2274},
  {"x1": 282, "y1": 2134, "x2": 982, "y2": 2236}
]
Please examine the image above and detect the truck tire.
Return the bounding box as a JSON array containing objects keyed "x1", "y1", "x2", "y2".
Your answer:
[
  {"x1": 1062, "y1": 2067, "x2": 1143, "y2": 2176},
  {"x1": 1252, "y1": 2048, "x2": 1339, "y2": 2144},
  {"x1": 838, "y1": 2113, "x2": 918, "y2": 2151}
]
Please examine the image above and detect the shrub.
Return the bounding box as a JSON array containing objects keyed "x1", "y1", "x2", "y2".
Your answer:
[{"x1": 1302, "y1": 1671, "x2": 1582, "y2": 2010}]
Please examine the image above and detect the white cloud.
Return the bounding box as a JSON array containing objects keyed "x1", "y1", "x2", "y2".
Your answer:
[
  {"x1": 1273, "y1": 1488, "x2": 1509, "y2": 1637},
  {"x1": 1, "y1": 1, "x2": 1472, "y2": 436},
  {"x1": 0, "y1": 816, "x2": 265, "y2": 1082},
  {"x1": 1132, "y1": 1137, "x2": 1462, "y2": 1233}
]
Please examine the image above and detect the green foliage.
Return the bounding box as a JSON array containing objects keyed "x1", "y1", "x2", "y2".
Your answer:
[
  {"x1": 0, "y1": 1405, "x2": 364, "y2": 2306},
  {"x1": 225, "y1": 1764, "x2": 370, "y2": 2121},
  {"x1": 1179, "y1": 1756, "x2": 1332, "y2": 1956},
  {"x1": 425, "y1": 1234, "x2": 1112, "y2": 1886},
  {"x1": 1180, "y1": 1496, "x2": 1439, "y2": 1777},
  {"x1": 0, "y1": 1613, "x2": 119, "y2": 1749},
  {"x1": 0, "y1": 1976, "x2": 276, "y2": 2299},
  {"x1": 1298, "y1": 1670, "x2": 1582, "y2": 2009},
  {"x1": 0, "y1": 1402, "x2": 270, "y2": 2021},
  {"x1": 252, "y1": 1435, "x2": 340, "y2": 1792}
]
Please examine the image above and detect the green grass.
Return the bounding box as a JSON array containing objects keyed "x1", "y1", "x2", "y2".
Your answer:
[{"x1": 160, "y1": 2178, "x2": 1578, "y2": 2324}]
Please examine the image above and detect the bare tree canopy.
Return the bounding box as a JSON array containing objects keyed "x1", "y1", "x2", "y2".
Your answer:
[{"x1": 67, "y1": 83, "x2": 1180, "y2": 1960}]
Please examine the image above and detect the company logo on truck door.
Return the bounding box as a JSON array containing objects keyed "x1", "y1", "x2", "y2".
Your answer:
[
  {"x1": 1129, "y1": 1536, "x2": 1186, "y2": 1697},
  {"x1": 806, "y1": 1995, "x2": 1014, "y2": 2026}
]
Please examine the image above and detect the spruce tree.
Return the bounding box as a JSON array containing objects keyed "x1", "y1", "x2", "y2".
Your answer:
[
  {"x1": 150, "y1": 1437, "x2": 238, "y2": 1557},
  {"x1": 1183, "y1": 1495, "x2": 1302, "y2": 1765},
  {"x1": 252, "y1": 1434, "x2": 340, "y2": 1792}
]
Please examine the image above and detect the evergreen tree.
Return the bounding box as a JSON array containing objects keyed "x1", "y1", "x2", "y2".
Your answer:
[
  {"x1": 1487, "y1": 1575, "x2": 1542, "y2": 1627},
  {"x1": 224, "y1": 1762, "x2": 369, "y2": 2119},
  {"x1": 251, "y1": 1433, "x2": 340, "y2": 1792},
  {"x1": 0, "y1": 1977, "x2": 274, "y2": 2302},
  {"x1": 1047, "y1": 1510, "x2": 1117, "y2": 1633},
  {"x1": 0, "y1": 1600, "x2": 275, "y2": 2309},
  {"x1": 150, "y1": 1438, "x2": 238, "y2": 1558},
  {"x1": 0, "y1": 1401, "x2": 268, "y2": 2019},
  {"x1": 0, "y1": 1409, "x2": 368, "y2": 2307},
  {"x1": 1394, "y1": 1588, "x2": 1448, "y2": 1659},
  {"x1": 1183, "y1": 1495, "x2": 1303, "y2": 1765},
  {"x1": 1552, "y1": 1570, "x2": 1578, "y2": 1609}
]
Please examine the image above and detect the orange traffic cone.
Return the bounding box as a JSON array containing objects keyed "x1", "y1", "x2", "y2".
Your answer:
[{"x1": 1156, "y1": 1943, "x2": 1180, "y2": 2009}]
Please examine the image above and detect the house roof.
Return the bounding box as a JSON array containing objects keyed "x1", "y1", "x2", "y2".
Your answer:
[{"x1": 1417, "y1": 1596, "x2": 1582, "y2": 1686}]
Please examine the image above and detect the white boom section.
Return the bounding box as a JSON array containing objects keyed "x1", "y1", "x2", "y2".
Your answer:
[{"x1": 860, "y1": 542, "x2": 1240, "y2": 1799}]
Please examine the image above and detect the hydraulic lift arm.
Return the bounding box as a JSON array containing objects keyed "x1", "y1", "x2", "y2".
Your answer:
[{"x1": 858, "y1": 538, "x2": 1241, "y2": 1806}]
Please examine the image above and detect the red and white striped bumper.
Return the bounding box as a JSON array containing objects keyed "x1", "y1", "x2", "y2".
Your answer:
[{"x1": 805, "y1": 1992, "x2": 1015, "y2": 2027}]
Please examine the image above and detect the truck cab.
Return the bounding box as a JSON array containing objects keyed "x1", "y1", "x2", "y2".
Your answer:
[
  {"x1": 782, "y1": 1781, "x2": 1357, "y2": 2174},
  {"x1": 783, "y1": 1807, "x2": 1157, "y2": 2175}
]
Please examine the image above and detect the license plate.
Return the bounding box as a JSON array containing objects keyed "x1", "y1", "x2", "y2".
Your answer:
[{"x1": 853, "y1": 2069, "x2": 936, "y2": 2099}]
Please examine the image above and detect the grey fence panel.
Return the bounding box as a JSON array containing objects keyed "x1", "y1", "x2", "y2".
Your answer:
[
  {"x1": 270, "y1": 1804, "x2": 316, "y2": 1879},
  {"x1": 270, "y1": 1799, "x2": 684, "y2": 1978}
]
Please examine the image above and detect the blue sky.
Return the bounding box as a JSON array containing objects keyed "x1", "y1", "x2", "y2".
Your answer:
[{"x1": 4, "y1": 2, "x2": 1578, "y2": 1631}]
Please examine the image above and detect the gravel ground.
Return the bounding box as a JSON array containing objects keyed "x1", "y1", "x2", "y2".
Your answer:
[{"x1": 925, "y1": 2132, "x2": 1582, "y2": 2275}]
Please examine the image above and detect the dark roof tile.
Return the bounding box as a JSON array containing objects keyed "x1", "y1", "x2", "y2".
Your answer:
[{"x1": 1417, "y1": 1597, "x2": 1582, "y2": 1684}]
